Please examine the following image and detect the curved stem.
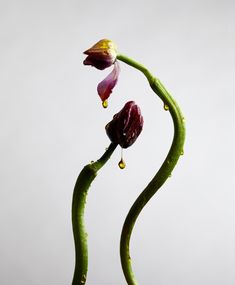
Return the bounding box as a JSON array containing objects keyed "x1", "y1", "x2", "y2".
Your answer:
[
  {"x1": 71, "y1": 142, "x2": 117, "y2": 285},
  {"x1": 117, "y1": 54, "x2": 186, "y2": 285}
]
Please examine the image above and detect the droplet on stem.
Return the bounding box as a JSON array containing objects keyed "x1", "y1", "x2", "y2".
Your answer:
[
  {"x1": 181, "y1": 149, "x2": 184, "y2": 155},
  {"x1": 164, "y1": 103, "x2": 169, "y2": 111},
  {"x1": 102, "y1": 100, "x2": 108, "y2": 108},
  {"x1": 80, "y1": 274, "x2": 86, "y2": 284}
]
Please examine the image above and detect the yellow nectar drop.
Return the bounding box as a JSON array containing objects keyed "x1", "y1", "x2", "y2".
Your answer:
[
  {"x1": 118, "y1": 158, "x2": 126, "y2": 169},
  {"x1": 102, "y1": 100, "x2": 108, "y2": 108},
  {"x1": 164, "y1": 103, "x2": 169, "y2": 111}
]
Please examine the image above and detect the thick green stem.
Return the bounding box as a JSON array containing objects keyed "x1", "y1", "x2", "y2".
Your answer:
[
  {"x1": 71, "y1": 143, "x2": 117, "y2": 285},
  {"x1": 117, "y1": 54, "x2": 186, "y2": 285}
]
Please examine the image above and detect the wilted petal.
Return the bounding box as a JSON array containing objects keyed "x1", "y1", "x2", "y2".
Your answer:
[
  {"x1": 83, "y1": 39, "x2": 117, "y2": 70},
  {"x1": 105, "y1": 101, "x2": 144, "y2": 148},
  {"x1": 97, "y1": 62, "x2": 120, "y2": 103}
]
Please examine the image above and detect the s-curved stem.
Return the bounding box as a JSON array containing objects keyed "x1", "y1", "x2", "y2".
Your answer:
[
  {"x1": 117, "y1": 54, "x2": 186, "y2": 285},
  {"x1": 71, "y1": 142, "x2": 117, "y2": 285}
]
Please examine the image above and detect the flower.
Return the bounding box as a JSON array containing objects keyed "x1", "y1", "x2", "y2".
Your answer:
[
  {"x1": 83, "y1": 39, "x2": 117, "y2": 70},
  {"x1": 83, "y1": 39, "x2": 119, "y2": 107},
  {"x1": 105, "y1": 101, "x2": 144, "y2": 148}
]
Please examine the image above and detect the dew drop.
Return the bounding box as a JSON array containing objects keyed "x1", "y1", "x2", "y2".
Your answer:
[
  {"x1": 164, "y1": 103, "x2": 169, "y2": 111},
  {"x1": 90, "y1": 160, "x2": 94, "y2": 164},
  {"x1": 182, "y1": 117, "x2": 186, "y2": 123},
  {"x1": 102, "y1": 100, "x2": 108, "y2": 108},
  {"x1": 80, "y1": 274, "x2": 86, "y2": 284},
  {"x1": 168, "y1": 173, "x2": 172, "y2": 177},
  {"x1": 181, "y1": 149, "x2": 184, "y2": 155},
  {"x1": 118, "y1": 158, "x2": 126, "y2": 169}
]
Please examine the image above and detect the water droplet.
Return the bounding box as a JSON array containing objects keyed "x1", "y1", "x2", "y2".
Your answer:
[
  {"x1": 168, "y1": 173, "x2": 172, "y2": 177},
  {"x1": 80, "y1": 274, "x2": 86, "y2": 284},
  {"x1": 90, "y1": 160, "x2": 94, "y2": 164},
  {"x1": 182, "y1": 117, "x2": 186, "y2": 123},
  {"x1": 118, "y1": 158, "x2": 126, "y2": 169},
  {"x1": 181, "y1": 149, "x2": 184, "y2": 155},
  {"x1": 164, "y1": 103, "x2": 169, "y2": 111},
  {"x1": 102, "y1": 100, "x2": 108, "y2": 108}
]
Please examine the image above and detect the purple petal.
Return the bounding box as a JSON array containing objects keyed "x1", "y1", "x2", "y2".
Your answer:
[
  {"x1": 97, "y1": 62, "x2": 120, "y2": 101},
  {"x1": 83, "y1": 54, "x2": 114, "y2": 70}
]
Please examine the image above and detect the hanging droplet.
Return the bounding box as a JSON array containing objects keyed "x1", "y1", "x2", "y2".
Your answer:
[
  {"x1": 118, "y1": 158, "x2": 126, "y2": 169},
  {"x1": 80, "y1": 274, "x2": 86, "y2": 284},
  {"x1": 102, "y1": 100, "x2": 108, "y2": 108},
  {"x1": 181, "y1": 149, "x2": 184, "y2": 155},
  {"x1": 164, "y1": 103, "x2": 169, "y2": 111}
]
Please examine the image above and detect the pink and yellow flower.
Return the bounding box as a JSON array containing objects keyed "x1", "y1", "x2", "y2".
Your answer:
[
  {"x1": 83, "y1": 39, "x2": 117, "y2": 70},
  {"x1": 83, "y1": 39, "x2": 119, "y2": 107}
]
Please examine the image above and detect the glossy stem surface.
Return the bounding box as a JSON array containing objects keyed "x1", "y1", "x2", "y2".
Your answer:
[
  {"x1": 117, "y1": 54, "x2": 186, "y2": 285},
  {"x1": 71, "y1": 143, "x2": 117, "y2": 285}
]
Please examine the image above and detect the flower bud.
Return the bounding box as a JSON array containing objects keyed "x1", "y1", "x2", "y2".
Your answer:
[
  {"x1": 83, "y1": 39, "x2": 117, "y2": 70},
  {"x1": 105, "y1": 101, "x2": 144, "y2": 148}
]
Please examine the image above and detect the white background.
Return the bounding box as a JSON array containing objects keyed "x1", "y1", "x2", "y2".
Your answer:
[{"x1": 1, "y1": 0, "x2": 235, "y2": 284}]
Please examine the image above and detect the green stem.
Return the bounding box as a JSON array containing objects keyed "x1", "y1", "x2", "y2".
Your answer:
[
  {"x1": 117, "y1": 54, "x2": 186, "y2": 285},
  {"x1": 71, "y1": 142, "x2": 117, "y2": 285}
]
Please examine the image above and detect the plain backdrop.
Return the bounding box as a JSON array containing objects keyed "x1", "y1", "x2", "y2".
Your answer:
[{"x1": 1, "y1": 0, "x2": 235, "y2": 284}]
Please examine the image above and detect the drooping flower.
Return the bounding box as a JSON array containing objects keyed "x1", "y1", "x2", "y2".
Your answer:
[
  {"x1": 105, "y1": 101, "x2": 144, "y2": 148},
  {"x1": 83, "y1": 39, "x2": 119, "y2": 107},
  {"x1": 83, "y1": 39, "x2": 117, "y2": 70}
]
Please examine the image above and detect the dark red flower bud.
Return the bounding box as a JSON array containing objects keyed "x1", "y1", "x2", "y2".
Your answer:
[{"x1": 105, "y1": 101, "x2": 144, "y2": 148}]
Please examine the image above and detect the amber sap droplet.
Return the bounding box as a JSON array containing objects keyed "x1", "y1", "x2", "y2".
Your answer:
[
  {"x1": 102, "y1": 100, "x2": 108, "y2": 108},
  {"x1": 164, "y1": 103, "x2": 169, "y2": 111},
  {"x1": 118, "y1": 158, "x2": 126, "y2": 169}
]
